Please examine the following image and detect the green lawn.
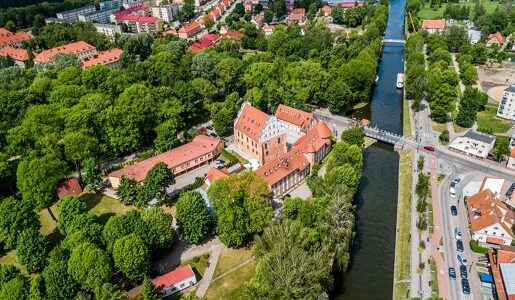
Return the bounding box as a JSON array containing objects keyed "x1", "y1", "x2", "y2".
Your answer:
[
  {"x1": 476, "y1": 105, "x2": 512, "y2": 134},
  {"x1": 430, "y1": 258, "x2": 439, "y2": 296},
  {"x1": 418, "y1": 1, "x2": 500, "y2": 20},
  {"x1": 180, "y1": 253, "x2": 210, "y2": 281}
]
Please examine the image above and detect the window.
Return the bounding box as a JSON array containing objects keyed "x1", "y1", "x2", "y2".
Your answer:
[
  {"x1": 180, "y1": 283, "x2": 185, "y2": 288},
  {"x1": 278, "y1": 137, "x2": 281, "y2": 143}
]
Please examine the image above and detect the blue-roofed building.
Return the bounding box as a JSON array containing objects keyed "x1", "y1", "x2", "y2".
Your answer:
[{"x1": 499, "y1": 264, "x2": 515, "y2": 299}]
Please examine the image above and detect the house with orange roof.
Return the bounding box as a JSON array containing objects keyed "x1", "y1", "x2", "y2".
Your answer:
[
  {"x1": 0, "y1": 46, "x2": 30, "y2": 68},
  {"x1": 244, "y1": 0, "x2": 253, "y2": 12},
  {"x1": 255, "y1": 121, "x2": 333, "y2": 198},
  {"x1": 421, "y1": 19, "x2": 446, "y2": 34},
  {"x1": 488, "y1": 246, "x2": 515, "y2": 300},
  {"x1": 288, "y1": 8, "x2": 305, "y2": 24},
  {"x1": 275, "y1": 104, "x2": 318, "y2": 143},
  {"x1": 34, "y1": 41, "x2": 97, "y2": 64},
  {"x1": 233, "y1": 102, "x2": 287, "y2": 165},
  {"x1": 178, "y1": 21, "x2": 201, "y2": 39},
  {"x1": 486, "y1": 31, "x2": 505, "y2": 47},
  {"x1": 508, "y1": 148, "x2": 515, "y2": 170},
  {"x1": 322, "y1": 5, "x2": 332, "y2": 17},
  {"x1": 0, "y1": 28, "x2": 33, "y2": 49},
  {"x1": 80, "y1": 48, "x2": 123, "y2": 69},
  {"x1": 108, "y1": 135, "x2": 223, "y2": 189},
  {"x1": 251, "y1": 14, "x2": 264, "y2": 28},
  {"x1": 466, "y1": 189, "x2": 514, "y2": 246}
]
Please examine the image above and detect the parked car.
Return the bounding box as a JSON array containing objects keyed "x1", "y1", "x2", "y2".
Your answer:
[
  {"x1": 209, "y1": 132, "x2": 218, "y2": 138},
  {"x1": 456, "y1": 240, "x2": 464, "y2": 252},
  {"x1": 424, "y1": 146, "x2": 435, "y2": 152},
  {"x1": 449, "y1": 267, "x2": 456, "y2": 280},
  {"x1": 455, "y1": 228, "x2": 462, "y2": 240},
  {"x1": 206, "y1": 125, "x2": 213, "y2": 130},
  {"x1": 462, "y1": 278, "x2": 470, "y2": 294},
  {"x1": 450, "y1": 205, "x2": 457, "y2": 216},
  {"x1": 450, "y1": 181, "x2": 456, "y2": 188},
  {"x1": 458, "y1": 254, "x2": 468, "y2": 266},
  {"x1": 449, "y1": 190, "x2": 456, "y2": 199},
  {"x1": 460, "y1": 265, "x2": 468, "y2": 279},
  {"x1": 453, "y1": 176, "x2": 462, "y2": 184}
]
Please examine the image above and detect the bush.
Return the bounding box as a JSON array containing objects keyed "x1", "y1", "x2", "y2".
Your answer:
[
  {"x1": 439, "y1": 130, "x2": 449, "y2": 143},
  {"x1": 221, "y1": 149, "x2": 239, "y2": 166},
  {"x1": 469, "y1": 240, "x2": 488, "y2": 254}
]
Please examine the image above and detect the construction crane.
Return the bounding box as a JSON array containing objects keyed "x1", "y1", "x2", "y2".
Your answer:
[{"x1": 408, "y1": 11, "x2": 417, "y2": 33}]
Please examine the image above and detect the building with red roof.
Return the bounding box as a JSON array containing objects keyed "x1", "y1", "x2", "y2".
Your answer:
[
  {"x1": 256, "y1": 121, "x2": 332, "y2": 198},
  {"x1": 421, "y1": 19, "x2": 446, "y2": 34},
  {"x1": 0, "y1": 28, "x2": 33, "y2": 49},
  {"x1": 466, "y1": 189, "x2": 514, "y2": 246},
  {"x1": 234, "y1": 102, "x2": 287, "y2": 165},
  {"x1": 219, "y1": 31, "x2": 242, "y2": 39},
  {"x1": 244, "y1": 0, "x2": 253, "y2": 12},
  {"x1": 0, "y1": 46, "x2": 30, "y2": 68},
  {"x1": 275, "y1": 104, "x2": 318, "y2": 142},
  {"x1": 178, "y1": 21, "x2": 201, "y2": 39},
  {"x1": 288, "y1": 8, "x2": 305, "y2": 24},
  {"x1": 56, "y1": 177, "x2": 83, "y2": 199},
  {"x1": 322, "y1": 5, "x2": 332, "y2": 17},
  {"x1": 488, "y1": 246, "x2": 515, "y2": 300},
  {"x1": 251, "y1": 14, "x2": 264, "y2": 28},
  {"x1": 34, "y1": 41, "x2": 97, "y2": 64},
  {"x1": 115, "y1": 15, "x2": 162, "y2": 33},
  {"x1": 80, "y1": 48, "x2": 123, "y2": 69},
  {"x1": 128, "y1": 265, "x2": 197, "y2": 298},
  {"x1": 108, "y1": 135, "x2": 223, "y2": 189},
  {"x1": 486, "y1": 31, "x2": 505, "y2": 47}
]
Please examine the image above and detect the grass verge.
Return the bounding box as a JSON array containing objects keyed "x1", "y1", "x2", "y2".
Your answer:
[
  {"x1": 476, "y1": 105, "x2": 512, "y2": 134},
  {"x1": 469, "y1": 240, "x2": 489, "y2": 254},
  {"x1": 403, "y1": 99, "x2": 412, "y2": 137},
  {"x1": 431, "y1": 121, "x2": 446, "y2": 133},
  {"x1": 393, "y1": 150, "x2": 412, "y2": 300},
  {"x1": 417, "y1": 2, "x2": 499, "y2": 19},
  {"x1": 428, "y1": 202, "x2": 434, "y2": 235},
  {"x1": 430, "y1": 257, "x2": 439, "y2": 296},
  {"x1": 181, "y1": 253, "x2": 210, "y2": 280}
]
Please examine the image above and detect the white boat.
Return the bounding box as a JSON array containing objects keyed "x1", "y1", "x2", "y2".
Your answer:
[
  {"x1": 375, "y1": 75, "x2": 379, "y2": 82},
  {"x1": 396, "y1": 73, "x2": 404, "y2": 89}
]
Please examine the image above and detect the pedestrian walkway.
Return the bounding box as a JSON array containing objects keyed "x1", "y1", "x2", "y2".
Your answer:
[
  {"x1": 195, "y1": 245, "x2": 223, "y2": 298},
  {"x1": 211, "y1": 257, "x2": 254, "y2": 283}
]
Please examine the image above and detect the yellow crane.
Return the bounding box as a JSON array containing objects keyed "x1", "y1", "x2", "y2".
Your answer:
[{"x1": 408, "y1": 11, "x2": 417, "y2": 33}]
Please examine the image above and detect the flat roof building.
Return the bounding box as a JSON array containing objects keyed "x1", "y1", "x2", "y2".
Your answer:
[
  {"x1": 56, "y1": 5, "x2": 96, "y2": 21},
  {"x1": 448, "y1": 130, "x2": 496, "y2": 159}
]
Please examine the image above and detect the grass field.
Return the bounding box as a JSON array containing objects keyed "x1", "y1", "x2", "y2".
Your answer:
[
  {"x1": 430, "y1": 258, "x2": 439, "y2": 296},
  {"x1": 180, "y1": 253, "x2": 210, "y2": 280},
  {"x1": 403, "y1": 100, "x2": 412, "y2": 138},
  {"x1": 393, "y1": 150, "x2": 412, "y2": 300},
  {"x1": 476, "y1": 105, "x2": 512, "y2": 134},
  {"x1": 432, "y1": 121, "x2": 447, "y2": 133},
  {"x1": 0, "y1": 250, "x2": 26, "y2": 275},
  {"x1": 417, "y1": 1, "x2": 500, "y2": 20}
]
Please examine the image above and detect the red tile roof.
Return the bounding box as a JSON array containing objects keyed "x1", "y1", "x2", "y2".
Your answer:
[
  {"x1": 219, "y1": 31, "x2": 242, "y2": 39},
  {"x1": 234, "y1": 103, "x2": 269, "y2": 142},
  {"x1": 153, "y1": 265, "x2": 195, "y2": 290},
  {"x1": 466, "y1": 189, "x2": 514, "y2": 236},
  {"x1": 510, "y1": 147, "x2": 515, "y2": 158},
  {"x1": 206, "y1": 167, "x2": 229, "y2": 185},
  {"x1": 179, "y1": 22, "x2": 201, "y2": 33},
  {"x1": 0, "y1": 29, "x2": 33, "y2": 48},
  {"x1": 487, "y1": 32, "x2": 505, "y2": 44},
  {"x1": 56, "y1": 177, "x2": 83, "y2": 199},
  {"x1": 34, "y1": 41, "x2": 96, "y2": 63},
  {"x1": 421, "y1": 19, "x2": 445, "y2": 30},
  {"x1": 81, "y1": 48, "x2": 123, "y2": 69},
  {"x1": 289, "y1": 8, "x2": 305, "y2": 21},
  {"x1": 275, "y1": 104, "x2": 316, "y2": 133},
  {"x1": 0, "y1": 45, "x2": 29, "y2": 61},
  {"x1": 488, "y1": 247, "x2": 515, "y2": 300},
  {"x1": 322, "y1": 5, "x2": 332, "y2": 16},
  {"x1": 111, "y1": 4, "x2": 148, "y2": 16},
  {"x1": 116, "y1": 14, "x2": 157, "y2": 23},
  {"x1": 487, "y1": 237, "x2": 504, "y2": 245},
  {"x1": 108, "y1": 135, "x2": 223, "y2": 183},
  {"x1": 337, "y1": 2, "x2": 365, "y2": 8}
]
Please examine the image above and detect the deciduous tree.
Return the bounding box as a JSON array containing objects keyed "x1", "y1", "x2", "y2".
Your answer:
[
  {"x1": 0, "y1": 197, "x2": 40, "y2": 249},
  {"x1": 67, "y1": 242, "x2": 113, "y2": 291},
  {"x1": 43, "y1": 261, "x2": 80, "y2": 300},
  {"x1": 113, "y1": 234, "x2": 150, "y2": 281},
  {"x1": 176, "y1": 191, "x2": 214, "y2": 244},
  {"x1": 16, "y1": 228, "x2": 48, "y2": 273}
]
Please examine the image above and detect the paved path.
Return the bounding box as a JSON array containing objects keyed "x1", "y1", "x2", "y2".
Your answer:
[
  {"x1": 212, "y1": 257, "x2": 254, "y2": 283},
  {"x1": 195, "y1": 245, "x2": 223, "y2": 298},
  {"x1": 429, "y1": 157, "x2": 449, "y2": 300}
]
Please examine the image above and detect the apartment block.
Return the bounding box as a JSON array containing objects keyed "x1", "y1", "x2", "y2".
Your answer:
[
  {"x1": 78, "y1": 9, "x2": 118, "y2": 23},
  {"x1": 56, "y1": 5, "x2": 96, "y2": 21},
  {"x1": 151, "y1": 4, "x2": 179, "y2": 22},
  {"x1": 93, "y1": 23, "x2": 122, "y2": 39},
  {"x1": 497, "y1": 85, "x2": 515, "y2": 121}
]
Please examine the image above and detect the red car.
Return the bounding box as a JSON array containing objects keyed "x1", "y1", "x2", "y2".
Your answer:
[{"x1": 423, "y1": 146, "x2": 435, "y2": 152}]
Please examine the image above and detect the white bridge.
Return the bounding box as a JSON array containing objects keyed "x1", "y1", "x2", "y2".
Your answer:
[{"x1": 382, "y1": 38, "x2": 406, "y2": 44}]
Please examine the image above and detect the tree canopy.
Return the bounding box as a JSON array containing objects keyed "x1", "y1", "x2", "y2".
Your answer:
[{"x1": 176, "y1": 191, "x2": 214, "y2": 244}]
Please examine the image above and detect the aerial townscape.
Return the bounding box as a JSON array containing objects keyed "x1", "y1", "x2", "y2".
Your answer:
[{"x1": 0, "y1": 0, "x2": 514, "y2": 299}]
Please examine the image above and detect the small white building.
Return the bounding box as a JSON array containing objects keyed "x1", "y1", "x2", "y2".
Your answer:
[
  {"x1": 497, "y1": 85, "x2": 515, "y2": 122},
  {"x1": 151, "y1": 4, "x2": 179, "y2": 23},
  {"x1": 152, "y1": 265, "x2": 197, "y2": 297},
  {"x1": 93, "y1": 23, "x2": 121, "y2": 39},
  {"x1": 448, "y1": 130, "x2": 496, "y2": 159}
]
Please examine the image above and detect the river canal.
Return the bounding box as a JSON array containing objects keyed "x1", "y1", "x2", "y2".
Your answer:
[{"x1": 335, "y1": 0, "x2": 406, "y2": 299}]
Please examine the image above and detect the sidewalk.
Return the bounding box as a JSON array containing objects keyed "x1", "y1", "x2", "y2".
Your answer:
[{"x1": 195, "y1": 245, "x2": 223, "y2": 298}]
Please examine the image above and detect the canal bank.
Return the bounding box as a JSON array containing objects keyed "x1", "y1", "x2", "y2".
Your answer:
[{"x1": 336, "y1": 0, "x2": 407, "y2": 299}]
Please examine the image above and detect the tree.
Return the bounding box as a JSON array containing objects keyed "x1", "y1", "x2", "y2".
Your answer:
[
  {"x1": 16, "y1": 228, "x2": 48, "y2": 273},
  {"x1": 341, "y1": 127, "x2": 364, "y2": 146},
  {"x1": 176, "y1": 191, "x2": 214, "y2": 244},
  {"x1": 68, "y1": 242, "x2": 113, "y2": 291},
  {"x1": 113, "y1": 234, "x2": 150, "y2": 281},
  {"x1": 325, "y1": 77, "x2": 353, "y2": 113},
  {"x1": 210, "y1": 93, "x2": 240, "y2": 137},
  {"x1": 154, "y1": 120, "x2": 180, "y2": 152},
  {"x1": 117, "y1": 33, "x2": 154, "y2": 60},
  {"x1": 191, "y1": 52, "x2": 216, "y2": 80},
  {"x1": 28, "y1": 274, "x2": 45, "y2": 300},
  {"x1": 141, "y1": 277, "x2": 160, "y2": 300},
  {"x1": 4, "y1": 21, "x2": 15, "y2": 32},
  {"x1": 439, "y1": 130, "x2": 449, "y2": 143},
  {"x1": 116, "y1": 176, "x2": 138, "y2": 205},
  {"x1": 95, "y1": 283, "x2": 128, "y2": 300},
  {"x1": 142, "y1": 162, "x2": 175, "y2": 205},
  {"x1": 445, "y1": 25, "x2": 468, "y2": 52},
  {"x1": 0, "y1": 277, "x2": 29, "y2": 300},
  {"x1": 42, "y1": 261, "x2": 80, "y2": 300},
  {"x1": 178, "y1": 0, "x2": 194, "y2": 22},
  {"x1": 208, "y1": 172, "x2": 272, "y2": 247},
  {"x1": 140, "y1": 207, "x2": 175, "y2": 253},
  {"x1": 0, "y1": 197, "x2": 40, "y2": 249},
  {"x1": 0, "y1": 265, "x2": 22, "y2": 287},
  {"x1": 17, "y1": 152, "x2": 68, "y2": 215},
  {"x1": 264, "y1": 9, "x2": 274, "y2": 23},
  {"x1": 492, "y1": 138, "x2": 510, "y2": 162},
  {"x1": 58, "y1": 196, "x2": 88, "y2": 235},
  {"x1": 82, "y1": 158, "x2": 102, "y2": 191},
  {"x1": 215, "y1": 58, "x2": 243, "y2": 92},
  {"x1": 460, "y1": 64, "x2": 478, "y2": 85}
]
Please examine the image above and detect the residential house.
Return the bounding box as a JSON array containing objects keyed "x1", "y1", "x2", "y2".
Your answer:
[
  {"x1": 487, "y1": 247, "x2": 515, "y2": 300},
  {"x1": 178, "y1": 22, "x2": 201, "y2": 39},
  {"x1": 220, "y1": 24, "x2": 229, "y2": 34},
  {"x1": 466, "y1": 189, "x2": 514, "y2": 246},
  {"x1": 507, "y1": 148, "x2": 515, "y2": 171},
  {"x1": 93, "y1": 23, "x2": 122, "y2": 39},
  {"x1": 288, "y1": 8, "x2": 305, "y2": 24},
  {"x1": 128, "y1": 265, "x2": 197, "y2": 298},
  {"x1": 255, "y1": 121, "x2": 333, "y2": 198},
  {"x1": 251, "y1": 14, "x2": 264, "y2": 29},
  {"x1": 335, "y1": 1, "x2": 366, "y2": 10},
  {"x1": 233, "y1": 102, "x2": 287, "y2": 165},
  {"x1": 188, "y1": 33, "x2": 218, "y2": 52},
  {"x1": 115, "y1": 15, "x2": 162, "y2": 33},
  {"x1": 467, "y1": 29, "x2": 481, "y2": 44},
  {"x1": 322, "y1": 5, "x2": 332, "y2": 17},
  {"x1": 56, "y1": 177, "x2": 83, "y2": 199},
  {"x1": 448, "y1": 130, "x2": 496, "y2": 159},
  {"x1": 0, "y1": 46, "x2": 30, "y2": 68},
  {"x1": 0, "y1": 28, "x2": 33, "y2": 49},
  {"x1": 80, "y1": 48, "x2": 123, "y2": 69},
  {"x1": 263, "y1": 24, "x2": 274, "y2": 36},
  {"x1": 78, "y1": 8, "x2": 118, "y2": 23},
  {"x1": 486, "y1": 31, "x2": 505, "y2": 47},
  {"x1": 421, "y1": 19, "x2": 446, "y2": 34},
  {"x1": 275, "y1": 104, "x2": 318, "y2": 143},
  {"x1": 56, "y1": 5, "x2": 96, "y2": 21},
  {"x1": 244, "y1": 0, "x2": 253, "y2": 12},
  {"x1": 34, "y1": 41, "x2": 97, "y2": 64},
  {"x1": 497, "y1": 85, "x2": 515, "y2": 122},
  {"x1": 151, "y1": 4, "x2": 179, "y2": 22},
  {"x1": 108, "y1": 135, "x2": 223, "y2": 188}
]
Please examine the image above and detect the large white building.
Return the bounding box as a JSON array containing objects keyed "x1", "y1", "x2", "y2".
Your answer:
[
  {"x1": 93, "y1": 23, "x2": 121, "y2": 39},
  {"x1": 56, "y1": 5, "x2": 96, "y2": 21},
  {"x1": 497, "y1": 85, "x2": 515, "y2": 121},
  {"x1": 448, "y1": 130, "x2": 496, "y2": 159},
  {"x1": 151, "y1": 4, "x2": 179, "y2": 22},
  {"x1": 78, "y1": 9, "x2": 118, "y2": 23}
]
